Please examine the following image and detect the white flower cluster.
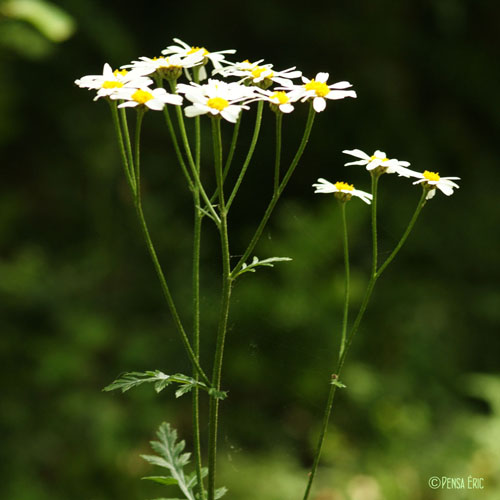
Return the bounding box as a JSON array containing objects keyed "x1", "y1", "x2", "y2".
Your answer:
[
  {"x1": 314, "y1": 149, "x2": 460, "y2": 202},
  {"x1": 75, "y1": 37, "x2": 357, "y2": 120}
]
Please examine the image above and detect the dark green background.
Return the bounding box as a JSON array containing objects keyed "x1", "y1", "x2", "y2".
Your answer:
[{"x1": 1, "y1": 1, "x2": 499, "y2": 499}]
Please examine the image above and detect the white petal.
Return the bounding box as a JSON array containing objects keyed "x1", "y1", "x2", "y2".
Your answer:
[
  {"x1": 345, "y1": 160, "x2": 369, "y2": 166},
  {"x1": 184, "y1": 105, "x2": 207, "y2": 117},
  {"x1": 343, "y1": 149, "x2": 370, "y2": 160},
  {"x1": 117, "y1": 101, "x2": 138, "y2": 108},
  {"x1": 313, "y1": 97, "x2": 326, "y2": 112},
  {"x1": 330, "y1": 81, "x2": 352, "y2": 89},
  {"x1": 316, "y1": 72, "x2": 329, "y2": 83},
  {"x1": 221, "y1": 106, "x2": 241, "y2": 123},
  {"x1": 280, "y1": 103, "x2": 294, "y2": 113},
  {"x1": 437, "y1": 184, "x2": 455, "y2": 196},
  {"x1": 327, "y1": 90, "x2": 357, "y2": 100}
]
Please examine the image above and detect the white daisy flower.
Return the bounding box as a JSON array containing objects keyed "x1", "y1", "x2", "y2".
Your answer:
[
  {"x1": 177, "y1": 79, "x2": 255, "y2": 123},
  {"x1": 122, "y1": 53, "x2": 204, "y2": 81},
  {"x1": 313, "y1": 178, "x2": 373, "y2": 204},
  {"x1": 161, "y1": 38, "x2": 236, "y2": 80},
  {"x1": 412, "y1": 170, "x2": 460, "y2": 199},
  {"x1": 219, "y1": 59, "x2": 302, "y2": 89},
  {"x1": 75, "y1": 63, "x2": 152, "y2": 100},
  {"x1": 343, "y1": 149, "x2": 415, "y2": 177},
  {"x1": 282, "y1": 72, "x2": 356, "y2": 112},
  {"x1": 112, "y1": 87, "x2": 183, "y2": 111},
  {"x1": 254, "y1": 90, "x2": 300, "y2": 113}
]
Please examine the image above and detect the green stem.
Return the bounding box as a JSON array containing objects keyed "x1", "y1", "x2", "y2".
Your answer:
[
  {"x1": 191, "y1": 110, "x2": 205, "y2": 500},
  {"x1": 163, "y1": 105, "x2": 194, "y2": 191},
  {"x1": 302, "y1": 189, "x2": 427, "y2": 500},
  {"x1": 128, "y1": 108, "x2": 210, "y2": 386},
  {"x1": 370, "y1": 173, "x2": 380, "y2": 278},
  {"x1": 302, "y1": 200, "x2": 350, "y2": 500},
  {"x1": 273, "y1": 111, "x2": 283, "y2": 196},
  {"x1": 208, "y1": 118, "x2": 232, "y2": 500},
  {"x1": 169, "y1": 80, "x2": 220, "y2": 225},
  {"x1": 109, "y1": 102, "x2": 136, "y2": 196},
  {"x1": 226, "y1": 100, "x2": 264, "y2": 212},
  {"x1": 339, "y1": 202, "x2": 350, "y2": 360},
  {"x1": 223, "y1": 114, "x2": 242, "y2": 182},
  {"x1": 120, "y1": 106, "x2": 134, "y2": 179},
  {"x1": 134, "y1": 109, "x2": 145, "y2": 205},
  {"x1": 376, "y1": 189, "x2": 427, "y2": 278},
  {"x1": 232, "y1": 104, "x2": 315, "y2": 277}
]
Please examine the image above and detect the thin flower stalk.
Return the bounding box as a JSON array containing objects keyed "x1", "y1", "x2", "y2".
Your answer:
[
  {"x1": 302, "y1": 187, "x2": 428, "y2": 500},
  {"x1": 114, "y1": 107, "x2": 210, "y2": 387},
  {"x1": 168, "y1": 80, "x2": 221, "y2": 225},
  {"x1": 226, "y1": 100, "x2": 264, "y2": 211},
  {"x1": 232, "y1": 103, "x2": 316, "y2": 277},
  {"x1": 109, "y1": 102, "x2": 136, "y2": 196},
  {"x1": 191, "y1": 65, "x2": 205, "y2": 497},
  {"x1": 208, "y1": 117, "x2": 233, "y2": 500},
  {"x1": 302, "y1": 200, "x2": 350, "y2": 500},
  {"x1": 274, "y1": 111, "x2": 283, "y2": 196}
]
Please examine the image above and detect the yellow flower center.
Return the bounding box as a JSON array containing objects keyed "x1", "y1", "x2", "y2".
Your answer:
[
  {"x1": 304, "y1": 79, "x2": 330, "y2": 97},
  {"x1": 131, "y1": 89, "x2": 154, "y2": 104},
  {"x1": 271, "y1": 91, "x2": 289, "y2": 104},
  {"x1": 102, "y1": 81, "x2": 124, "y2": 89},
  {"x1": 207, "y1": 97, "x2": 229, "y2": 111},
  {"x1": 370, "y1": 155, "x2": 388, "y2": 162},
  {"x1": 334, "y1": 181, "x2": 354, "y2": 191},
  {"x1": 423, "y1": 170, "x2": 440, "y2": 181},
  {"x1": 251, "y1": 66, "x2": 274, "y2": 80},
  {"x1": 113, "y1": 69, "x2": 128, "y2": 77},
  {"x1": 188, "y1": 46, "x2": 209, "y2": 56}
]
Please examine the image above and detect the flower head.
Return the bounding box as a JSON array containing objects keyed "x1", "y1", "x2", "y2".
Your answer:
[
  {"x1": 75, "y1": 63, "x2": 153, "y2": 100},
  {"x1": 112, "y1": 87, "x2": 183, "y2": 111},
  {"x1": 313, "y1": 178, "x2": 373, "y2": 204},
  {"x1": 177, "y1": 79, "x2": 256, "y2": 122},
  {"x1": 249, "y1": 89, "x2": 300, "y2": 114},
  {"x1": 412, "y1": 170, "x2": 460, "y2": 199},
  {"x1": 161, "y1": 38, "x2": 236, "y2": 80},
  {"x1": 281, "y1": 72, "x2": 356, "y2": 112},
  {"x1": 343, "y1": 149, "x2": 415, "y2": 177},
  {"x1": 122, "y1": 53, "x2": 204, "y2": 81},
  {"x1": 219, "y1": 59, "x2": 302, "y2": 89}
]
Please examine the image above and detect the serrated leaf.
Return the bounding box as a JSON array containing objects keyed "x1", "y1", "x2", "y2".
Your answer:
[
  {"x1": 208, "y1": 388, "x2": 228, "y2": 400},
  {"x1": 143, "y1": 423, "x2": 195, "y2": 500},
  {"x1": 215, "y1": 486, "x2": 228, "y2": 499},
  {"x1": 232, "y1": 256, "x2": 292, "y2": 279},
  {"x1": 103, "y1": 370, "x2": 211, "y2": 398},
  {"x1": 331, "y1": 379, "x2": 346, "y2": 389},
  {"x1": 142, "y1": 476, "x2": 179, "y2": 486}
]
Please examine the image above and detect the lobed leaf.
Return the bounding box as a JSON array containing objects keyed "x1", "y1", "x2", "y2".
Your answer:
[{"x1": 233, "y1": 256, "x2": 292, "y2": 279}]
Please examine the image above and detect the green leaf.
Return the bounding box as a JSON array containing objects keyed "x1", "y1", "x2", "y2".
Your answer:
[
  {"x1": 208, "y1": 388, "x2": 228, "y2": 400},
  {"x1": 331, "y1": 379, "x2": 346, "y2": 389},
  {"x1": 103, "y1": 370, "x2": 211, "y2": 397},
  {"x1": 215, "y1": 486, "x2": 228, "y2": 499},
  {"x1": 232, "y1": 256, "x2": 292, "y2": 279},
  {"x1": 143, "y1": 423, "x2": 196, "y2": 500},
  {"x1": 142, "y1": 476, "x2": 179, "y2": 486}
]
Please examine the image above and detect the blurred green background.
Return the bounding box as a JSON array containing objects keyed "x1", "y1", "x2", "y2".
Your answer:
[{"x1": 1, "y1": 1, "x2": 499, "y2": 499}]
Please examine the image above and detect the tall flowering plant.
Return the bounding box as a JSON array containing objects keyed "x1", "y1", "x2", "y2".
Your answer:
[{"x1": 75, "y1": 38, "x2": 459, "y2": 500}]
